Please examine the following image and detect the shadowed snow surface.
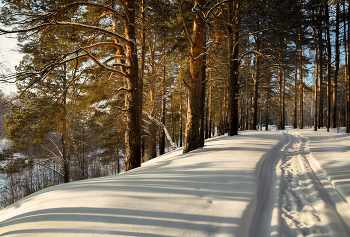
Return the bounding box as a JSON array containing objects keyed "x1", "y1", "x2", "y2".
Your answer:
[
  {"x1": 0, "y1": 131, "x2": 284, "y2": 237},
  {"x1": 1, "y1": 129, "x2": 350, "y2": 237}
]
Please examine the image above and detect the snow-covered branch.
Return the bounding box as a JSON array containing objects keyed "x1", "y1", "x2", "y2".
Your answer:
[{"x1": 143, "y1": 111, "x2": 177, "y2": 150}]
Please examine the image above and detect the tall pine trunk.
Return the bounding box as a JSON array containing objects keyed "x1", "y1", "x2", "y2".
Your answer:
[
  {"x1": 180, "y1": 81, "x2": 183, "y2": 146},
  {"x1": 346, "y1": 1, "x2": 350, "y2": 133},
  {"x1": 265, "y1": 77, "x2": 270, "y2": 131},
  {"x1": 245, "y1": 54, "x2": 250, "y2": 130},
  {"x1": 313, "y1": 2, "x2": 318, "y2": 131},
  {"x1": 326, "y1": 3, "x2": 331, "y2": 132},
  {"x1": 160, "y1": 37, "x2": 166, "y2": 155},
  {"x1": 149, "y1": 35, "x2": 157, "y2": 159},
  {"x1": 183, "y1": 0, "x2": 206, "y2": 153},
  {"x1": 282, "y1": 72, "x2": 285, "y2": 129},
  {"x1": 298, "y1": 19, "x2": 303, "y2": 129},
  {"x1": 294, "y1": 53, "x2": 298, "y2": 129},
  {"x1": 252, "y1": 24, "x2": 260, "y2": 130},
  {"x1": 318, "y1": 23, "x2": 324, "y2": 129},
  {"x1": 227, "y1": 2, "x2": 240, "y2": 136},
  {"x1": 278, "y1": 60, "x2": 283, "y2": 129},
  {"x1": 62, "y1": 66, "x2": 69, "y2": 183},
  {"x1": 332, "y1": 3, "x2": 339, "y2": 128},
  {"x1": 209, "y1": 82, "x2": 213, "y2": 138},
  {"x1": 199, "y1": 43, "x2": 206, "y2": 147},
  {"x1": 124, "y1": 0, "x2": 141, "y2": 170}
]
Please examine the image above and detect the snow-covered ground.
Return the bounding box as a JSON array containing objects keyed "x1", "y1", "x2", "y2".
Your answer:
[{"x1": 0, "y1": 129, "x2": 350, "y2": 237}]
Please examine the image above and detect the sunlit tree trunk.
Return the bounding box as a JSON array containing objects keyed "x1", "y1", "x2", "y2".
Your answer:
[
  {"x1": 124, "y1": 0, "x2": 141, "y2": 170},
  {"x1": 183, "y1": 0, "x2": 206, "y2": 153}
]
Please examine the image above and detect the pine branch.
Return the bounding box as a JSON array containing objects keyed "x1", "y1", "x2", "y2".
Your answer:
[{"x1": 56, "y1": 2, "x2": 126, "y2": 23}]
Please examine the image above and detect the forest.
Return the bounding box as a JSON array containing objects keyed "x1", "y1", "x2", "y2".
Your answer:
[{"x1": 0, "y1": 0, "x2": 349, "y2": 210}]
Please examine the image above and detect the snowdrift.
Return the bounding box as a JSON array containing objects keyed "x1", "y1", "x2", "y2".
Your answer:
[{"x1": 0, "y1": 131, "x2": 284, "y2": 237}]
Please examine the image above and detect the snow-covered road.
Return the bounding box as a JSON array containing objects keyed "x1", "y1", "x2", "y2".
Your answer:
[{"x1": 0, "y1": 129, "x2": 350, "y2": 237}]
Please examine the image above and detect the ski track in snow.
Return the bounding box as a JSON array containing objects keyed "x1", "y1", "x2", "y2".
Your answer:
[{"x1": 278, "y1": 132, "x2": 350, "y2": 237}]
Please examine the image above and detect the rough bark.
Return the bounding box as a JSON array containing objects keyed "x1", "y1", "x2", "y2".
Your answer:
[
  {"x1": 124, "y1": 0, "x2": 141, "y2": 170},
  {"x1": 227, "y1": 2, "x2": 240, "y2": 136},
  {"x1": 183, "y1": 0, "x2": 206, "y2": 153}
]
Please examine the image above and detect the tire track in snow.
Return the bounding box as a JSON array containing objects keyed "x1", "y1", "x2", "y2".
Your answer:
[
  {"x1": 279, "y1": 132, "x2": 350, "y2": 237},
  {"x1": 249, "y1": 134, "x2": 288, "y2": 237}
]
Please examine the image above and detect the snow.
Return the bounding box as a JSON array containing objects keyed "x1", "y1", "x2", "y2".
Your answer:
[{"x1": 0, "y1": 128, "x2": 350, "y2": 236}]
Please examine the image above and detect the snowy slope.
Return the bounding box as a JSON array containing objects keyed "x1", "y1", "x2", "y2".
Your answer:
[
  {"x1": 0, "y1": 131, "x2": 284, "y2": 237},
  {"x1": 1, "y1": 129, "x2": 350, "y2": 237}
]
